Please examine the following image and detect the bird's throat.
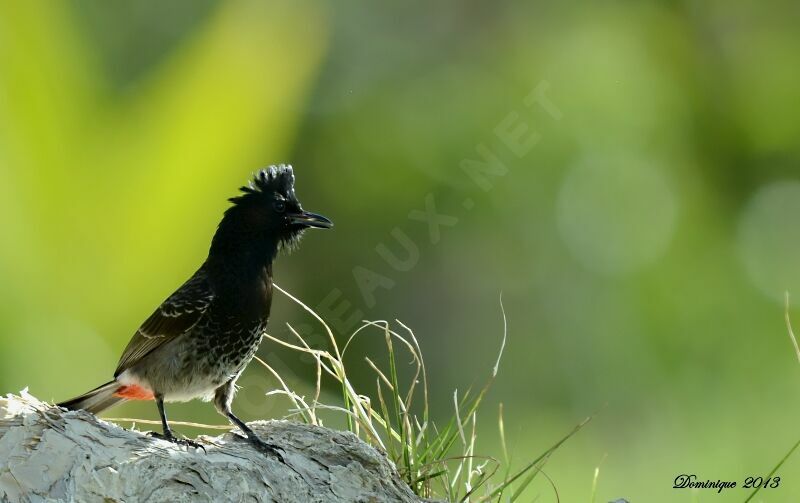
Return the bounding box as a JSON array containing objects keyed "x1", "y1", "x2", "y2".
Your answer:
[{"x1": 206, "y1": 243, "x2": 275, "y2": 320}]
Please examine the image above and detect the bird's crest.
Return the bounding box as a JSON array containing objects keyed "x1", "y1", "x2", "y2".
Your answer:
[{"x1": 229, "y1": 165, "x2": 296, "y2": 204}]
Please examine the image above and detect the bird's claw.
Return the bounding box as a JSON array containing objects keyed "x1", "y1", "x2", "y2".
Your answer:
[
  {"x1": 234, "y1": 432, "x2": 285, "y2": 462},
  {"x1": 148, "y1": 431, "x2": 207, "y2": 453}
]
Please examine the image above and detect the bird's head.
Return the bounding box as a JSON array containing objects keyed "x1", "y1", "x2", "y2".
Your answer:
[{"x1": 213, "y1": 165, "x2": 332, "y2": 259}]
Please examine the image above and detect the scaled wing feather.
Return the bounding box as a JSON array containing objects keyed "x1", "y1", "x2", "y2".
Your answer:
[{"x1": 114, "y1": 266, "x2": 214, "y2": 377}]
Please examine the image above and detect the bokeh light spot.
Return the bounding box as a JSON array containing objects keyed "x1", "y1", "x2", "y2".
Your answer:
[
  {"x1": 738, "y1": 181, "x2": 800, "y2": 305},
  {"x1": 557, "y1": 156, "x2": 679, "y2": 275}
]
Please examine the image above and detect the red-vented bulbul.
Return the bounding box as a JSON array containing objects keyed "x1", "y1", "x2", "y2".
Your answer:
[{"x1": 59, "y1": 165, "x2": 332, "y2": 456}]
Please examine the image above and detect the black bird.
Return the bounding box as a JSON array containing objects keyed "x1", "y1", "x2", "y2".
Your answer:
[{"x1": 59, "y1": 165, "x2": 332, "y2": 455}]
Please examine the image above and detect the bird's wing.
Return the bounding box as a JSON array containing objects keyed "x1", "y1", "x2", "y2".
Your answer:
[{"x1": 114, "y1": 265, "x2": 214, "y2": 377}]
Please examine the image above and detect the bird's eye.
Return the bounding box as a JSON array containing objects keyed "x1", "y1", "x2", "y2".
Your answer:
[{"x1": 274, "y1": 200, "x2": 286, "y2": 213}]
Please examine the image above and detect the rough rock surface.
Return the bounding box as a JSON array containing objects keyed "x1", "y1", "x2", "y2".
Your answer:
[{"x1": 0, "y1": 392, "x2": 423, "y2": 502}]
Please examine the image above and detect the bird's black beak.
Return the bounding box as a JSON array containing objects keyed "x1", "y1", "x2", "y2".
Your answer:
[{"x1": 289, "y1": 211, "x2": 333, "y2": 229}]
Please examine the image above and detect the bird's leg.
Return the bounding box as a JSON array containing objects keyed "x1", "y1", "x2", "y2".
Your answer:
[
  {"x1": 149, "y1": 396, "x2": 205, "y2": 452},
  {"x1": 155, "y1": 396, "x2": 174, "y2": 438},
  {"x1": 214, "y1": 381, "x2": 284, "y2": 461}
]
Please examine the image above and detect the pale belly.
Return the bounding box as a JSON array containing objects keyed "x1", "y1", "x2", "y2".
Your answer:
[{"x1": 117, "y1": 334, "x2": 263, "y2": 402}]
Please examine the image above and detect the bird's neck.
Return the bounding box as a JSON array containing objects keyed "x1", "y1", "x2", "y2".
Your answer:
[
  {"x1": 205, "y1": 248, "x2": 275, "y2": 320},
  {"x1": 207, "y1": 230, "x2": 279, "y2": 299}
]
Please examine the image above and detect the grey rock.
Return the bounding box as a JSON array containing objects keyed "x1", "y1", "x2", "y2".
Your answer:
[{"x1": 0, "y1": 392, "x2": 423, "y2": 502}]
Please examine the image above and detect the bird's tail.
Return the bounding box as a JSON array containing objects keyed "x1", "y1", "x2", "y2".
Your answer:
[{"x1": 58, "y1": 381, "x2": 126, "y2": 415}]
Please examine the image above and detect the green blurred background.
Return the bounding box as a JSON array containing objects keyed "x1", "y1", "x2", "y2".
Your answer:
[{"x1": 2, "y1": 1, "x2": 800, "y2": 501}]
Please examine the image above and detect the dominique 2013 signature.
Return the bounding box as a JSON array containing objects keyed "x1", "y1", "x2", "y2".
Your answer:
[{"x1": 673, "y1": 474, "x2": 781, "y2": 494}]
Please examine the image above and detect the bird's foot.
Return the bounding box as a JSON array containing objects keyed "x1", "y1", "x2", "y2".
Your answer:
[
  {"x1": 233, "y1": 431, "x2": 285, "y2": 462},
  {"x1": 148, "y1": 431, "x2": 206, "y2": 453}
]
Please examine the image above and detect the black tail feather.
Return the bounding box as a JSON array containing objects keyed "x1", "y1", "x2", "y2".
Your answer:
[{"x1": 58, "y1": 381, "x2": 126, "y2": 415}]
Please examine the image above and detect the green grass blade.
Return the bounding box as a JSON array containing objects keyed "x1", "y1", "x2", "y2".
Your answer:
[
  {"x1": 375, "y1": 378, "x2": 398, "y2": 461},
  {"x1": 744, "y1": 438, "x2": 800, "y2": 503},
  {"x1": 479, "y1": 415, "x2": 593, "y2": 502},
  {"x1": 384, "y1": 324, "x2": 412, "y2": 484}
]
